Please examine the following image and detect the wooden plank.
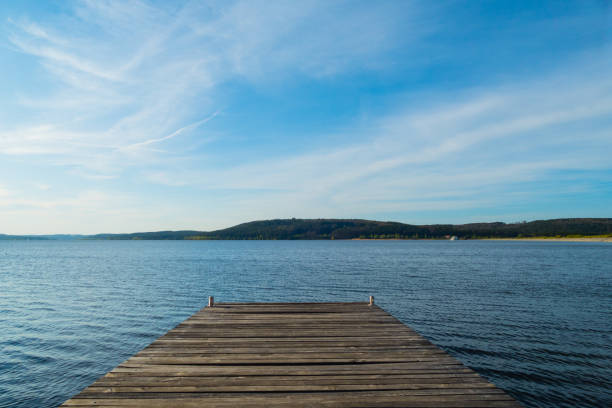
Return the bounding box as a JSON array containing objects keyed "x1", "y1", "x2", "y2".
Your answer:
[
  {"x1": 61, "y1": 301, "x2": 522, "y2": 407},
  {"x1": 93, "y1": 374, "x2": 488, "y2": 386}
]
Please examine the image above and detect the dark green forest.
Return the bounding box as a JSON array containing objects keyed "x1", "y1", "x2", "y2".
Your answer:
[{"x1": 86, "y1": 218, "x2": 612, "y2": 240}]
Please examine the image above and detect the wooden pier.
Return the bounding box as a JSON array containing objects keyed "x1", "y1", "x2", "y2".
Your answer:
[{"x1": 61, "y1": 299, "x2": 521, "y2": 407}]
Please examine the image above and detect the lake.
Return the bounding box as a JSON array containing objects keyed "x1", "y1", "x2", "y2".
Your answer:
[{"x1": 0, "y1": 240, "x2": 610, "y2": 407}]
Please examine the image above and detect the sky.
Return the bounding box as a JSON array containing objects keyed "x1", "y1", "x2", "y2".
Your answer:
[{"x1": 0, "y1": 0, "x2": 611, "y2": 234}]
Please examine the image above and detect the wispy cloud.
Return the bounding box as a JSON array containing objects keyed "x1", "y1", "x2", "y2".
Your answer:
[
  {"x1": 1, "y1": 1, "x2": 610, "y2": 233},
  {"x1": 140, "y1": 62, "x2": 612, "y2": 223},
  {"x1": 0, "y1": 185, "x2": 12, "y2": 198},
  {"x1": 0, "y1": 189, "x2": 116, "y2": 210},
  {"x1": 3, "y1": 0, "x2": 412, "y2": 183},
  {"x1": 120, "y1": 111, "x2": 220, "y2": 151}
]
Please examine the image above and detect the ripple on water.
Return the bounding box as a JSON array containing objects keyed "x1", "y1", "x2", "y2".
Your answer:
[{"x1": 0, "y1": 240, "x2": 611, "y2": 408}]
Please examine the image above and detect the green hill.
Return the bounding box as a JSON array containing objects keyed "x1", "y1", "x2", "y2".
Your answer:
[{"x1": 88, "y1": 218, "x2": 612, "y2": 240}]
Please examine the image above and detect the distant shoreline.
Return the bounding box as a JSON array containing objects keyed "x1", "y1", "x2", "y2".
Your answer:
[
  {"x1": 482, "y1": 237, "x2": 612, "y2": 242},
  {"x1": 353, "y1": 237, "x2": 612, "y2": 242},
  {"x1": 1, "y1": 237, "x2": 611, "y2": 242},
  {"x1": 2, "y1": 218, "x2": 611, "y2": 241}
]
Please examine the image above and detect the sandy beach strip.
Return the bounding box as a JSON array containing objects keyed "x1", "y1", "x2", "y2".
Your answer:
[{"x1": 483, "y1": 237, "x2": 612, "y2": 242}]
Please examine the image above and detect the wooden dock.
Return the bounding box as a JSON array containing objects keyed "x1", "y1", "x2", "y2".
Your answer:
[{"x1": 61, "y1": 299, "x2": 522, "y2": 407}]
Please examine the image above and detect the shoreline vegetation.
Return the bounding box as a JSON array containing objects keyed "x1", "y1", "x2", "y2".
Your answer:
[
  {"x1": 352, "y1": 236, "x2": 612, "y2": 242},
  {"x1": 1, "y1": 218, "x2": 611, "y2": 241},
  {"x1": 483, "y1": 236, "x2": 612, "y2": 242}
]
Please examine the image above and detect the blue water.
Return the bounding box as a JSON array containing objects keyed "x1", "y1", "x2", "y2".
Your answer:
[{"x1": 0, "y1": 240, "x2": 611, "y2": 407}]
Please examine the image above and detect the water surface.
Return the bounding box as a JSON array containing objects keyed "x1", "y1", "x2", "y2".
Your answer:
[{"x1": 0, "y1": 240, "x2": 611, "y2": 407}]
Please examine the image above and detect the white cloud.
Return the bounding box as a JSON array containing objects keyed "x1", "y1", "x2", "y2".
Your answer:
[
  {"x1": 1, "y1": 1, "x2": 610, "y2": 232},
  {"x1": 0, "y1": 190, "x2": 112, "y2": 210},
  {"x1": 136, "y1": 63, "x2": 612, "y2": 223},
  {"x1": 120, "y1": 111, "x2": 220, "y2": 152},
  {"x1": 3, "y1": 1, "x2": 414, "y2": 176},
  {"x1": 0, "y1": 190, "x2": 153, "y2": 234},
  {"x1": 0, "y1": 185, "x2": 12, "y2": 198}
]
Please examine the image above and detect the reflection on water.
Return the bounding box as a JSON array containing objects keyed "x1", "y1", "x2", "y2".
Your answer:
[{"x1": 0, "y1": 240, "x2": 610, "y2": 407}]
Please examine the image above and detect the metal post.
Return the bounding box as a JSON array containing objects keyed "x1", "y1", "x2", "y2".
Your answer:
[
  {"x1": 369, "y1": 295, "x2": 374, "y2": 306},
  {"x1": 208, "y1": 296, "x2": 214, "y2": 307}
]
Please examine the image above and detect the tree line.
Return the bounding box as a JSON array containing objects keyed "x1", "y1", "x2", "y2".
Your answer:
[{"x1": 87, "y1": 218, "x2": 612, "y2": 240}]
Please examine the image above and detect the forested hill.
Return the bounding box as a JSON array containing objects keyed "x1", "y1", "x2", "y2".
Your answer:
[
  {"x1": 0, "y1": 234, "x2": 48, "y2": 240},
  {"x1": 89, "y1": 218, "x2": 612, "y2": 240}
]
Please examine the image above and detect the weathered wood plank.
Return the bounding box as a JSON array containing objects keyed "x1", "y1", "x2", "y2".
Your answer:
[
  {"x1": 93, "y1": 374, "x2": 488, "y2": 386},
  {"x1": 80, "y1": 382, "x2": 498, "y2": 393},
  {"x1": 61, "y1": 301, "x2": 522, "y2": 407},
  {"x1": 62, "y1": 395, "x2": 522, "y2": 408}
]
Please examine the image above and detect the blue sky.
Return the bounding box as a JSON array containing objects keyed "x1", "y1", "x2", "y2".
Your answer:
[{"x1": 0, "y1": 0, "x2": 611, "y2": 234}]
